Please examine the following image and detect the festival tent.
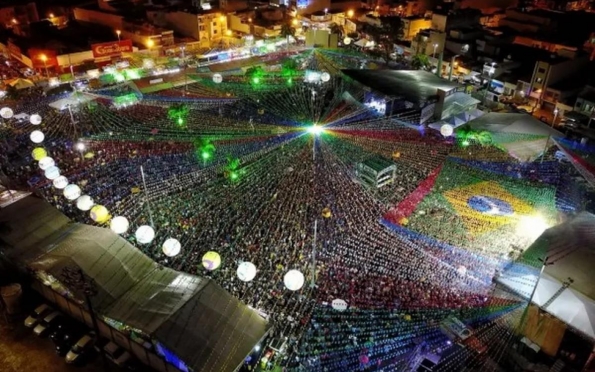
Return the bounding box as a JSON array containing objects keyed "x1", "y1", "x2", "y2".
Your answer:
[
  {"x1": 48, "y1": 92, "x2": 95, "y2": 110},
  {"x1": 7, "y1": 78, "x2": 35, "y2": 90},
  {"x1": 461, "y1": 112, "x2": 563, "y2": 161},
  {"x1": 429, "y1": 109, "x2": 485, "y2": 131},
  {"x1": 0, "y1": 196, "x2": 269, "y2": 372},
  {"x1": 497, "y1": 212, "x2": 595, "y2": 339}
]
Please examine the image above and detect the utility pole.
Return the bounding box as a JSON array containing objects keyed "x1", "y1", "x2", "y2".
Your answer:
[
  {"x1": 140, "y1": 165, "x2": 154, "y2": 227},
  {"x1": 310, "y1": 219, "x2": 317, "y2": 288}
]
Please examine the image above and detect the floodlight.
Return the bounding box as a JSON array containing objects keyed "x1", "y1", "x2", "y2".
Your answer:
[{"x1": 308, "y1": 125, "x2": 323, "y2": 135}]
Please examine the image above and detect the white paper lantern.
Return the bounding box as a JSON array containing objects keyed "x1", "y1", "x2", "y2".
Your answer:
[
  {"x1": 76, "y1": 195, "x2": 94, "y2": 211},
  {"x1": 30, "y1": 130, "x2": 45, "y2": 144},
  {"x1": 162, "y1": 238, "x2": 181, "y2": 257},
  {"x1": 331, "y1": 299, "x2": 348, "y2": 311},
  {"x1": 320, "y1": 72, "x2": 331, "y2": 82},
  {"x1": 212, "y1": 73, "x2": 223, "y2": 84},
  {"x1": 135, "y1": 225, "x2": 155, "y2": 244},
  {"x1": 440, "y1": 124, "x2": 454, "y2": 137},
  {"x1": 30, "y1": 114, "x2": 42, "y2": 125},
  {"x1": 44, "y1": 166, "x2": 60, "y2": 180},
  {"x1": 110, "y1": 216, "x2": 129, "y2": 234},
  {"x1": 237, "y1": 262, "x2": 257, "y2": 282},
  {"x1": 0, "y1": 107, "x2": 13, "y2": 119},
  {"x1": 38, "y1": 157, "x2": 55, "y2": 170},
  {"x1": 63, "y1": 184, "x2": 82, "y2": 200},
  {"x1": 457, "y1": 265, "x2": 467, "y2": 276},
  {"x1": 343, "y1": 37, "x2": 352, "y2": 45},
  {"x1": 53, "y1": 176, "x2": 68, "y2": 189},
  {"x1": 283, "y1": 269, "x2": 305, "y2": 291}
]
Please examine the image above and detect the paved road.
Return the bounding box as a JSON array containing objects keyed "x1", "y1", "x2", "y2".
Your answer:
[{"x1": 0, "y1": 315, "x2": 112, "y2": 372}]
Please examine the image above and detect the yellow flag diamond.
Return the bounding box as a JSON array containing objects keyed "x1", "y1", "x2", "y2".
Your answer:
[{"x1": 443, "y1": 181, "x2": 534, "y2": 234}]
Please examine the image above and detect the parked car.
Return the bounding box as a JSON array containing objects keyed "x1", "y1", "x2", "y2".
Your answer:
[
  {"x1": 53, "y1": 325, "x2": 84, "y2": 356},
  {"x1": 104, "y1": 341, "x2": 132, "y2": 367},
  {"x1": 33, "y1": 311, "x2": 62, "y2": 337},
  {"x1": 65, "y1": 335, "x2": 95, "y2": 364},
  {"x1": 24, "y1": 304, "x2": 53, "y2": 328}
]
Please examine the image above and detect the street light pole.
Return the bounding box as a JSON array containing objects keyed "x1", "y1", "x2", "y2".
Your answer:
[
  {"x1": 140, "y1": 165, "x2": 155, "y2": 227},
  {"x1": 432, "y1": 43, "x2": 437, "y2": 59},
  {"x1": 116, "y1": 30, "x2": 121, "y2": 42},
  {"x1": 518, "y1": 255, "x2": 553, "y2": 332},
  {"x1": 311, "y1": 219, "x2": 317, "y2": 288},
  {"x1": 552, "y1": 108, "x2": 559, "y2": 127}
]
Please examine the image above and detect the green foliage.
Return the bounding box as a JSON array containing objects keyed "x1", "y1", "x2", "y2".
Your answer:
[
  {"x1": 168, "y1": 103, "x2": 189, "y2": 126},
  {"x1": 411, "y1": 54, "x2": 430, "y2": 70},
  {"x1": 281, "y1": 58, "x2": 299, "y2": 78}
]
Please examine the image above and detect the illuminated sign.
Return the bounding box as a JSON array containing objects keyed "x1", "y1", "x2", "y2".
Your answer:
[{"x1": 91, "y1": 40, "x2": 133, "y2": 59}]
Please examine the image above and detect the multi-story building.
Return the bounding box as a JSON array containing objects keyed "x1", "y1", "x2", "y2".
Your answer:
[
  {"x1": 0, "y1": 2, "x2": 39, "y2": 36},
  {"x1": 401, "y1": 16, "x2": 431, "y2": 40},
  {"x1": 147, "y1": 9, "x2": 228, "y2": 47},
  {"x1": 518, "y1": 53, "x2": 590, "y2": 110},
  {"x1": 431, "y1": 8, "x2": 481, "y2": 33},
  {"x1": 498, "y1": 8, "x2": 561, "y2": 34}
]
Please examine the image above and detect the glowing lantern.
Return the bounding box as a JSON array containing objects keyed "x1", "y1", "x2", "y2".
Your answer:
[
  {"x1": 38, "y1": 157, "x2": 55, "y2": 170},
  {"x1": 63, "y1": 184, "x2": 82, "y2": 200},
  {"x1": 322, "y1": 207, "x2": 332, "y2": 218},
  {"x1": 320, "y1": 72, "x2": 331, "y2": 82},
  {"x1": 440, "y1": 124, "x2": 454, "y2": 137},
  {"x1": 30, "y1": 130, "x2": 44, "y2": 143},
  {"x1": 135, "y1": 225, "x2": 155, "y2": 244},
  {"x1": 343, "y1": 37, "x2": 352, "y2": 45},
  {"x1": 258, "y1": 109, "x2": 265, "y2": 115},
  {"x1": 457, "y1": 265, "x2": 467, "y2": 276},
  {"x1": 44, "y1": 166, "x2": 60, "y2": 180},
  {"x1": 202, "y1": 251, "x2": 221, "y2": 271},
  {"x1": 404, "y1": 314, "x2": 412, "y2": 321},
  {"x1": 32, "y1": 147, "x2": 47, "y2": 160},
  {"x1": 162, "y1": 238, "x2": 181, "y2": 257},
  {"x1": 283, "y1": 269, "x2": 304, "y2": 291},
  {"x1": 76, "y1": 195, "x2": 94, "y2": 211},
  {"x1": 30, "y1": 114, "x2": 42, "y2": 125},
  {"x1": 110, "y1": 216, "x2": 129, "y2": 234},
  {"x1": 212, "y1": 73, "x2": 223, "y2": 84},
  {"x1": 398, "y1": 217, "x2": 409, "y2": 226},
  {"x1": 52, "y1": 176, "x2": 68, "y2": 189},
  {"x1": 89, "y1": 207, "x2": 107, "y2": 224},
  {"x1": 331, "y1": 299, "x2": 348, "y2": 311},
  {"x1": 392, "y1": 151, "x2": 401, "y2": 159},
  {"x1": 0, "y1": 107, "x2": 13, "y2": 119},
  {"x1": 359, "y1": 355, "x2": 369, "y2": 364},
  {"x1": 237, "y1": 262, "x2": 257, "y2": 282}
]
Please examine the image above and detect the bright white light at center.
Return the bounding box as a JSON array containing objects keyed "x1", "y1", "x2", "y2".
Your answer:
[
  {"x1": 308, "y1": 125, "x2": 323, "y2": 135},
  {"x1": 517, "y1": 214, "x2": 549, "y2": 241}
]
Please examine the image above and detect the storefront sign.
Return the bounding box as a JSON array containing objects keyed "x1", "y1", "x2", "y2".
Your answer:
[{"x1": 91, "y1": 40, "x2": 133, "y2": 59}]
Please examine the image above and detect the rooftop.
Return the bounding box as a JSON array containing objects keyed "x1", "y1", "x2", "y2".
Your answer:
[
  {"x1": 342, "y1": 69, "x2": 461, "y2": 104},
  {"x1": 361, "y1": 156, "x2": 395, "y2": 173}
]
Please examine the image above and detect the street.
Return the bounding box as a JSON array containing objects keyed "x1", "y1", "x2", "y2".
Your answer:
[{"x1": 0, "y1": 316, "x2": 117, "y2": 372}]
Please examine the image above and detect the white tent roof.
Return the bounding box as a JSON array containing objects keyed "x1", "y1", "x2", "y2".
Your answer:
[
  {"x1": 48, "y1": 92, "x2": 95, "y2": 110},
  {"x1": 497, "y1": 212, "x2": 595, "y2": 339}
]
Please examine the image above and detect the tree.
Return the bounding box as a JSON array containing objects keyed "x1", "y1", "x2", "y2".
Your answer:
[
  {"x1": 280, "y1": 23, "x2": 296, "y2": 51},
  {"x1": 411, "y1": 54, "x2": 430, "y2": 70},
  {"x1": 329, "y1": 23, "x2": 344, "y2": 39},
  {"x1": 367, "y1": 17, "x2": 405, "y2": 63}
]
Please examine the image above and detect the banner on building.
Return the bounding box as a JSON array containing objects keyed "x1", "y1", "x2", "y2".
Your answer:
[
  {"x1": 91, "y1": 40, "x2": 133, "y2": 59},
  {"x1": 28, "y1": 49, "x2": 59, "y2": 69},
  {"x1": 8, "y1": 41, "x2": 21, "y2": 58}
]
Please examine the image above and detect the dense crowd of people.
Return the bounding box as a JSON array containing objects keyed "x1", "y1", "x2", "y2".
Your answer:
[{"x1": 0, "y1": 52, "x2": 587, "y2": 372}]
